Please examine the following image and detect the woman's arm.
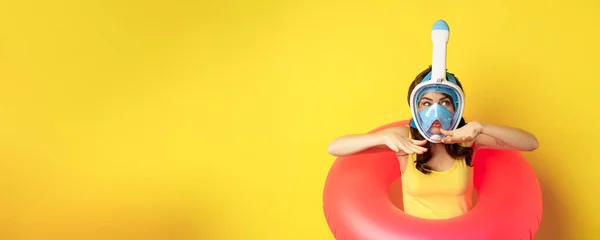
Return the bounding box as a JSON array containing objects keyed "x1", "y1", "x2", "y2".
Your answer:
[
  {"x1": 470, "y1": 121, "x2": 539, "y2": 151},
  {"x1": 327, "y1": 133, "x2": 387, "y2": 156},
  {"x1": 327, "y1": 126, "x2": 425, "y2": 156}
]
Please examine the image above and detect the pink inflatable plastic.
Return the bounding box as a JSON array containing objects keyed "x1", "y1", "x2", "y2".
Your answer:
[{"x1": 322, "y1": 120, "x2": 543, "y2": 240}]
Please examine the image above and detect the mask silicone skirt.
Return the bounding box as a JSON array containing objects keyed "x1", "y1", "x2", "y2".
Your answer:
[{"x1": 409, "y1": 79, "x2": 464, "y2": 143}]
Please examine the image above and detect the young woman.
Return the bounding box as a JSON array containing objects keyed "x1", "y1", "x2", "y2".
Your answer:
[{"x1": 327, "y1": 66, "x2": 539, "y2": 220}]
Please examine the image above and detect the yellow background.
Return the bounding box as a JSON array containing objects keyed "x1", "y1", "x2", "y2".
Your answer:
[{"x1": 0, "y1": 0, "x2": 598, "y2": 239}]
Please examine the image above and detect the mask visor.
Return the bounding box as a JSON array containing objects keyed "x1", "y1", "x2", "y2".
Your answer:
[{"x1": 409, "y1": 82, "x2": 464, "y2": 143}]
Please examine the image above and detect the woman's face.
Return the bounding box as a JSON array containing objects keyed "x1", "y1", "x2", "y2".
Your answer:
[{"x1": 417, "y1": 92, "x2": 455, "y2": 134}]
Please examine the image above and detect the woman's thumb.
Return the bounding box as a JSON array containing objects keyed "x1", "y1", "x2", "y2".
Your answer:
[
  {"x1": 440, "y1": 129, "x2": 453, "y2": 135},
  {"x1": 411, "y1": 139, "x2": 428, "y2": 145}
]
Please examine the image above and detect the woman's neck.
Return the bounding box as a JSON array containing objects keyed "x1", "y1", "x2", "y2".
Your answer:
[{"x1": 430, "y1": 142, "x2": 446, "y2": 152}]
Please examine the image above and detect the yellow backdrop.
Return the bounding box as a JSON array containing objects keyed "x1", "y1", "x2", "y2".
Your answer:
[{"x1": 0, "y1": 0, "x2": 598, "y2": 239}]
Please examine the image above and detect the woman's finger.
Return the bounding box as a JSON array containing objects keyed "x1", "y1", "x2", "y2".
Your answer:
[
  {"x1": 407, "y1": 141, "x2": 428, "y2": 151},
  {"x1": 401, "y1": 139, "x2": 424, "y2": 153},
  {"x1": 412, "y1": 145, "x2": 428, "y2": 154},
  {"x1": 397, "y1": 142, "x2": 415, "y2": 154},
  {"x1": 411, "y1": 139, "x2": 428, "y2": 146},
  {"x1": 404, "y1": 142, "x2": 427, "y2": 154},
  {"x1": 440, "y1": 129, "x2": 454, "y2": 136},
  {"x1": 442, "y1": 136, "x2": 461, "y2": 144}
]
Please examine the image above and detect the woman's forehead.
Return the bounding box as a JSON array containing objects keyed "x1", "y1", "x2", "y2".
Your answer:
[{"x1": 420, "y1": 92, "x2": 449, "y2": 99}]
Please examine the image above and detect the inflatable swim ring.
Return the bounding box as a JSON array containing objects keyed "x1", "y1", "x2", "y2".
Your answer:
[{"x1": 322, "y1": 120, "x2": 543, "y2": 240}]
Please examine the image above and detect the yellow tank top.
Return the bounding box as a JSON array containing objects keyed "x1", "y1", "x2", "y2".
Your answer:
[{"x1": 401, "y1": 131, "x2": 474, "y2": 219}]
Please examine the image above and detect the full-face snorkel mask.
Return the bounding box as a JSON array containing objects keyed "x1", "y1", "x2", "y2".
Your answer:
[{"x1": 409, "y1": 20, "x2": 465, "y2": 143}]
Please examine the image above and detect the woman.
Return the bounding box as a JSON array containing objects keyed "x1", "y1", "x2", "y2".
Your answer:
[{"x1": 326, "y1": 66, "x2": 539, "y2": 219}]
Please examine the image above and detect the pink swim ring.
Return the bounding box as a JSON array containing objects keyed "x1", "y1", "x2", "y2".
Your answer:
[{"x1": 322, "y1": 120, "x2": 543, "y2": 240}]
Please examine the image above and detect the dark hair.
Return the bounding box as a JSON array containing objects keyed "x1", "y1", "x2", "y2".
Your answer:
[{"x1": 407, "y1": 66, "x2": 473, "y2": 174}]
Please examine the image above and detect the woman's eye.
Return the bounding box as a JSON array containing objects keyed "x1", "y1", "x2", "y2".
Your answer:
[
  {"x1": 441, "y1": 101, "x2": 450, "y2": 106},
  {"x1": 421, "y1": 102, "x2": 431, "y2": 106}
]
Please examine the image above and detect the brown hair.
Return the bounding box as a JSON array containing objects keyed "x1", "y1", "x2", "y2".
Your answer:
[{"x1": 407, "y1": 66, "x2": 473, "y2": 174}]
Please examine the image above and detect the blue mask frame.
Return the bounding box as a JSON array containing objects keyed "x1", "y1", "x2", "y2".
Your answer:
[{"x1": 409, "y1": 71, "x2": 465, "y2": 143}]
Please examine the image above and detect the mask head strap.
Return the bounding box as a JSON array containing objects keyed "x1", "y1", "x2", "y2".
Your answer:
[{"x1": 422, "y1": 71, "x2": 458, "y2": 85}]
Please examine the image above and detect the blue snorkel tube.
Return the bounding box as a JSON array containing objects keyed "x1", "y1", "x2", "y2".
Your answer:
[{"x1": 409, "y1": 20, "x2": 465, "y2": 143}]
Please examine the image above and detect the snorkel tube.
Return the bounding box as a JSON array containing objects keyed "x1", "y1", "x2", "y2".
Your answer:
[
  {"x1": 431, "y1": 20, "x2": 450, "y2": 81},
  {"x1": 409, "y1": 20, "x2": 465, "y2": 143}
]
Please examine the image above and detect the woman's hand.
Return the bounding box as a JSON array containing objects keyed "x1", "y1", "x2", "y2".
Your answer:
[
  {"x1": 376, "y1": 129, "x2": 428, "y2": 154},
  {"x1": 440, "y1": 121, "x2": 483, "y2": 144}
]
